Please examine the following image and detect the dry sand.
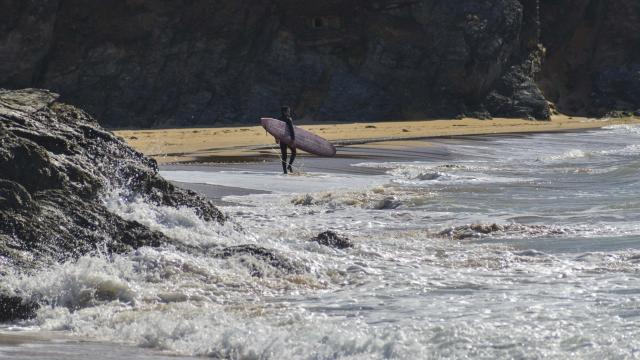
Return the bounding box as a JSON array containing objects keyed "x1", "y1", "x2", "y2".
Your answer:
[{"x1": 114, "y1": 115, "x2": 640, "y2": 164}]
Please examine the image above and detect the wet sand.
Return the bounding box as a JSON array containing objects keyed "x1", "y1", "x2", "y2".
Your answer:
[
  {"x1": 0, "y1": 331, "x2": 194, "y2": 360},
  {"x1": 114, "y1": 115, "x2": 640, "y2": 164},
  {"x1": 169, "y1": 181, "x2": 271, "y2": 206}
]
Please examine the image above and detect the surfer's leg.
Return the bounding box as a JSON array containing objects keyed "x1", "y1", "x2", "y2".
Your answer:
[
  {"x1": 288, "y1": 147, "x2": 296, "y2": 172},
  {"x1": 280, "y1": 142, "x2": 288, "y2": 174}
]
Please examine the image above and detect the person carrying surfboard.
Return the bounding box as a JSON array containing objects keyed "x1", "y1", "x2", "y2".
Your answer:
[
  {"x1": 260, "y1": 109, "x2": 335, "y2": 172},
  {"x1": 279, "y1": 106, "x2": 297, "y2": 174}
]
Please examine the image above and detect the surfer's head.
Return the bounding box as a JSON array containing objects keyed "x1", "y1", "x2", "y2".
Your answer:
[{"x1": 281, "y1": 106, "x2": 291, "y2": 117}]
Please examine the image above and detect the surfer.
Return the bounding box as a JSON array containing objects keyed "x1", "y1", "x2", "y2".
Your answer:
[{"x1": 279, "y1": 106, "x2": 297, "y2": 174}]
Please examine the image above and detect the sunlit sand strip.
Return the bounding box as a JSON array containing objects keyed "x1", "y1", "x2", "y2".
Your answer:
[{"x1": 114, "y1": 115, "x2": 640, "y2": 164}]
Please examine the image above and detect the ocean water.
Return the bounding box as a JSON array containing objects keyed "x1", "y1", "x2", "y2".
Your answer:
[{"x1": 3, "y1": 124, "x2": 640, "y2": 359}]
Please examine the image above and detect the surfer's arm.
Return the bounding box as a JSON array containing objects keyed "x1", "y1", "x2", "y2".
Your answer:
[{"x1": 286, "y1": 118, "x2": 296, "y2": 142}]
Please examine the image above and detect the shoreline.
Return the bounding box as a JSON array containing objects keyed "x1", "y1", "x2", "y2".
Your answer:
[
  {"x1": 0, "y1": 330, "x2": 195, "y2": 360},
  {"x1": 115, "y1": 115, "x2": 640, "y2": 164}
]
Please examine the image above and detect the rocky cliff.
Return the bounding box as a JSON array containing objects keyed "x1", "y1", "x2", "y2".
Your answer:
[
  {"x1": 0, "y1": 88, "x2": 225, "y2": 271},
  {"x1": 1, "y1": 0, "x2": 638, "y2": 127}
]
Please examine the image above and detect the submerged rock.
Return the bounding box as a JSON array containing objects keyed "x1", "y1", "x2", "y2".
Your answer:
[
  {"x1": 310, "y1": 231, "x2": 353, "y2": 249},
  {"x1": 0, "y1": 89, "x2": 225, "y2": 270},
  {"x1": 439, "y1": 223, "x2": 568, "y2": 240},
  {"x1": 214, "y1": 244, "x2": 306, "y2": 277},
  {"x1": 440, "y1": 224, "x2": 506, "y2": 240}
]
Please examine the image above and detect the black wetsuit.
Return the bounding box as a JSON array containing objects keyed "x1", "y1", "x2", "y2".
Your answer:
[{"x1": 280, "y1": 114, "x2": 296, "y2": 174}]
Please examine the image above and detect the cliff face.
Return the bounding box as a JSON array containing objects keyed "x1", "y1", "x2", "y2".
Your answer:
[
  {"x1": 1, "y1": 0, "x2": 638, "y2": 127},
  {"x1": 538, "y1": 0, "x2": 640, "y2": 116}
]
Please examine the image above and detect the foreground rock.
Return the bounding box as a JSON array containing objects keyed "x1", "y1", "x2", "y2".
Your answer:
[{"x1": 0, "y1": 88, "x2": 225, "y2": 270}]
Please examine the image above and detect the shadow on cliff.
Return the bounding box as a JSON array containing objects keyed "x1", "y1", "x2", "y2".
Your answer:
[{"x1": 537, "y1": 0, "x2": 640, "y2": 117}]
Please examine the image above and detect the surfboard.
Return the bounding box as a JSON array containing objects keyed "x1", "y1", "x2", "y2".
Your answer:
[{"x1": 261, "y1": 118, "x2": 337, "y2": 157}]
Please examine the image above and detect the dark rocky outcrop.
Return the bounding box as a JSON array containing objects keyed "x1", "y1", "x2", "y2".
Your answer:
[
  {"x1": 310, "y1": 231, "x2": 353, "y2": 249},
  {"x1": 485, "y1": 47, "x2": 551, "y2": 120},
  {"x1": 0, "y1": 88, "x2": 225, "y2": 270},
  {"x1": 0, "y1": 0, "x2": 564, "y2": 127}
]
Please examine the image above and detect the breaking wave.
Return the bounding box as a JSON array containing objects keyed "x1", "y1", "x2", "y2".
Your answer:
[{"x1": 5, "y1": 123, "x2": 640, "y2": 358}]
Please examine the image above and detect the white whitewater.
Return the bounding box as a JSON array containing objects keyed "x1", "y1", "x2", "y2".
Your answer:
[{"x1": 3, "y1": 125, "x2": 640, "y2": 359}]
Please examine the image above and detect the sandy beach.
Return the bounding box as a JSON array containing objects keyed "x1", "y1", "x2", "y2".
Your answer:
[{"x1": 114, "y1": 115, "x2": 640, "y2": 164}]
